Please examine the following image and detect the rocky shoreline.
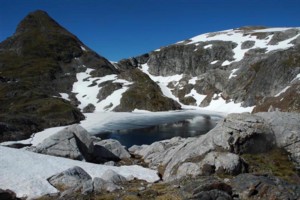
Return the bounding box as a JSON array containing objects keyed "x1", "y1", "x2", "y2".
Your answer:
[{"x1": 1, "y1": 111, "x2": 300, "y2": 200}]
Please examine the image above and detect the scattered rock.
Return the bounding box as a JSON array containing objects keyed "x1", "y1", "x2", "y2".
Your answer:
[
  {"x1": 231, "y1": 173, "x2": 300, "y2": 200},
  {"x1": 182, "y1": 176, "x2": 232, "y2": 200}
]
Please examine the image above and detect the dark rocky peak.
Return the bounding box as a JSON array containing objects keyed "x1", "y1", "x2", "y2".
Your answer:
[{"x1": 15, "y1": 10, "x2": 70, "y2": 36}]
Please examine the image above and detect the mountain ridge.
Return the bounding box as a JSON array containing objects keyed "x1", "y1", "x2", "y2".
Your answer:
[{"x1": 0, "y1": 10, "x2": 299, "y2": 142}]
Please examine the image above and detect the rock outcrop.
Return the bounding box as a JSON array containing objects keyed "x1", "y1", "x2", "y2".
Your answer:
[
  {"x1": 256, "y1": 111, "x2": 300, "y2": 169},
  {"x1": 114, "y1": 69, "x2": 181, "y2": 111},
  {"x1": 130, "y1": 112, "x2": 299, "y2": 181}
]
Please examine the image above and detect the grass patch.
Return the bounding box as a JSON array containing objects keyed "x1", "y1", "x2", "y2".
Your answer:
[{"x1": 241, "y1": 148, "x2": 299, "y2": 183}]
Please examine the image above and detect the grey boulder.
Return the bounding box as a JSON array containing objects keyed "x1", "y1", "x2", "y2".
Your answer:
[
  {"x1": 94, "y1": 139, "x2": 131, "y2": 159},
  {"x1": 48, "y1": 166, "x2": 92, "y2": 190},
  {"x1": 33, "y1": 124, "x2": 94, "y2": 160}
]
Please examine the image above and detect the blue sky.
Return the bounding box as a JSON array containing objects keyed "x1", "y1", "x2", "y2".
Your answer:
[{"x1": 0, "y1": 0, "x2": 299, "y2": 61}]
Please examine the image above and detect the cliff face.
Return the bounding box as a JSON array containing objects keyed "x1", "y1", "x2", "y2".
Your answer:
[{"x1": 117, "y1": 27, "x2": 300, "y2": 113}]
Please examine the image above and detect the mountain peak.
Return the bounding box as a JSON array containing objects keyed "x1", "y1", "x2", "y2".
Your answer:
[{"x1": 15, "y1": 10, "x2": 65, "y2": 35}]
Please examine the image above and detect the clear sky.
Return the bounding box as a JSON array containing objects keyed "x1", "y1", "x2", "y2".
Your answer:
[{"x1": 0, "y1": 0, "x2": 299, "y2": 61}]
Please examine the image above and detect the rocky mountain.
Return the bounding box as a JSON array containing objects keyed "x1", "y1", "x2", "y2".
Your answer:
[
  {"x1": 1, "y1": 10, "x2": 299, "y2": 142},
  {"x1": 117, "y1": 26, "x2": 300, "y2": 113},
  {"x1": 0, "y1": 10, "x2": 179, "y2": 142}
]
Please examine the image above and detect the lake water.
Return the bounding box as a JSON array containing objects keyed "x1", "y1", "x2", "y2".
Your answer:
[{"x1": 95, "y1": 111, "x2": 223, "y2": 148}]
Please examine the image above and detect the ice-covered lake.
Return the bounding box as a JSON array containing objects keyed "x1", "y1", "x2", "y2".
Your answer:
[
  {"x1": 1, "y1": 110, "x2": 225, "y2": 147},
  {"x1": 94, "y1": 111, "x2": 222, "y2": 147}
]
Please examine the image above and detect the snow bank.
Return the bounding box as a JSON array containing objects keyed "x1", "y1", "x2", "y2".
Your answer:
[{"x1": 0, "y1": 146, "x2": 159, "y2": 199}]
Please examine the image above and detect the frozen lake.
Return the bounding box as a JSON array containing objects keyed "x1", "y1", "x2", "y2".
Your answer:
[
  {"x1": 93, "y1": 111, "x2": 223, "y2": 147},
  {"x1": 1, "y1": 110, "x2": 224, "y2": 147}
]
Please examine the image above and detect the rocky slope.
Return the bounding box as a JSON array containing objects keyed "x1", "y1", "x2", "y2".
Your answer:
[{"x1": 117, "y1": 26, "x2": 300, "y2": 113}]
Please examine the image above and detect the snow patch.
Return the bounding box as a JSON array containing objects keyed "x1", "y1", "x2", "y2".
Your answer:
[
  {"x1": 0, "y1": 146, "x2": 159, "y2": 199},
  {"x1": 198, "y1": 94, "x2": 254, "y2": 113},
  {"x1": 210, "y1": 60, "x2": 218, "y2": 64},
  {"x1": 204, "y1": 44, "x2": 213, "y2": 49},
  {"x1": 188, "y1": 77, "x2": 198, "y2": 85},
  {"x1": 222, "y1": 60, "x2": 231, "y2": 66},
  {"x1": 291, "y1": 73, "x2": 300, "y2": 82},
  {"x1": 229, "y1": 68, "x2": 239, "y2": 79},
  {"x1": 275, "y1": 86, "x2": 291, "y2": 97},
  {"x1": 59, "y1": 93, "x2": 70, "y2": 101},
  {"x1": 81, "y1": 46, "x2": 87, "y2": 51}
]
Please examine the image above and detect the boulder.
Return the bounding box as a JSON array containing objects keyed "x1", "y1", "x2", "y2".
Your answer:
[
  {"x1": 101, "y1": 169, "x2": 127, "y2": 184},
  {"x1": 48, "y1": 166, "x2": 92, "y2": 190},
  {"x1": 95, "y1": 139, "x2": 131, "y2": 159},
  {"x1": 199, "y1": 152, "x2": 247, "y2": 175},
  {"x1": 93, "y1": 177, "x2": 120, "y2": 193},
  {"x1": 33, "y1": 124, "x2": 94, "y2": 161}
]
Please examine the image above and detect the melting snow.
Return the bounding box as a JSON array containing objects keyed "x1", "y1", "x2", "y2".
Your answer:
[
  {"x1": 140, "y1": 64, "x2": 183, "y2": 103},
  {"x1": 275, "y1": 86, "x2": 291, "y2": 97},
  {"x1": 229, "y1": 68, "x2": 239, "y2": 79},
  {"x1": 222, "y1": 60, "x2": 231, "y2": 66},
  {"x1": 203, "y1": 44, "x2": 213, "y2": 49},
  {"x1": 72, "y1": 68, "x2": 131, "y2": 112},
  {"x1": 0, "y1": 146, "x2": 159, "y2": 199},
  {"x1": 291, "y1": 73, "x2": 300, "y2": 82},
  {"x1": 140, "y1": 64, "x2": 254, "y2": 113},
  {"x1": 80, "y1": 46, "x2": 87, "y2": 51},
  {"x1": 59, "y1": 93, "x2": 70, "y2": 101}
]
